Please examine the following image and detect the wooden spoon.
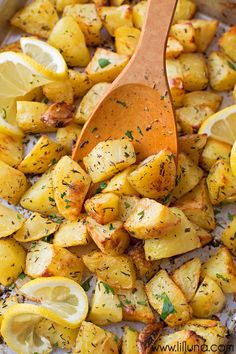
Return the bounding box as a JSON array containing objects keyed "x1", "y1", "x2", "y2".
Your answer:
[{"x1": 72, "y1": 0, "x2": 178, "y2": 163}]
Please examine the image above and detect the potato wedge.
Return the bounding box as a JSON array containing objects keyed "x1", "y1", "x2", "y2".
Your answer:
[
  {"x1": 0, "y1": 133, "x2": 23, "y2": 167},
  {"x1": 115, "y1": 26, "x2": 141, "y2": 56},
  {"x1": 83, "y1": 139, "x2": 136, "y2": 183},
  {"x1": 68, "y1": 70, "x2": 93, "y2": 98},
  {"x1": 201, "y1": 247, "x2": 236, "y2": 293},
  {"x1": 194, "y1": 224, "x2": 213, "y2": 247},
  {"x1": 0, "y1": 238, "x2": 26, "y2": 286},
  {"x1": 146, "y1": 269, "x2": 192, "y2": 327},
  {"x1": 10, "y1": 0, "x2": 59, "y2": 39},
  {"x1": 48, "y1": 16, "x2": 90, "y2": 67},
  {"x1": 166, "y1": 36, "x2": 184, "y2": 59},
  {"x1": 82, "y1": 251, "x2": 136, "y2": 289},
  {"x1": 56, "y1": 123, "x2": 81, "y2": 154},
  {"x1": 26, "y1": 240, "x2": 84, "y2": 282},
  {"x1": 42, "y1": 80, "x2": 74, "y2": 104},
  {"x1": 98, "y1": 5, "x2": 133, "y2": 36},
  {"x1": 132, "y1": 1, "x2": 147, "y2": 30},
  {"x1": 53, "y1": 156, "x2": 91, "y2": 221},
  {"x1": 144, "y1": 208, "x2": 201, "y2": 261},
  {"x1": 208, "y1": 51, "x2": 236, "y2": 91},
  {"x1": 85, "y1": 193, "x2": 119, "y2": 224},
  {"x1": 189, "y1": 19, "x2": 218, "y2": 52},
  {"x1": 221, "y1": 215, "x2": 236, "y2": 256},
  {"x1": 172, "y1": 257, "x2": 201, "y2": 302},
  {"x1": 166, "y1": 59, "x2": 185, "y2": 107},
  {"x1": 200, "y1": 138, "x2": 231, "y2": 171},
  {"x1": 182, "y1": 91, "x2": 222, "y2": 112},
  {"x1": 88, "y1": 278, "x2": 122, "y2": 325},
  {"x1": 124, "y1": 198, "x2": 180, "y2": 239},
  {"x1": 122, "y1": 326, "x2": 139, "y2": 354},
  {"x1": 118, "y1": 195, "x2": 140, "y2": 222},
  {"x1": 56, "y1": 0, "x2": 89, "y2": 12},
  {"x1": 103, "y1": 166, "x2": 139, "y2": 196},
  {"x1": 179, "y1": 53, "x2": 208, "y2": 91},
  {"x1": 0, "y1": 204, "x2": 24, "y2": 238},
  {"x1": 172, "y1": 0, "x2": 197, "y2": 24},
  {"x1": 219, "y1": 25, "x2": 236, "y2": 62},
  {"x1": 14, "y1": 212, "x2": 58, "y2": 243},
  {"x1": 170, "y1": 23, "x2": 197, "y2": 53},
  {"x1": 176, "y1": 105, "x2": 214, "y2": 134},
  {"x1": 178, "y1": 134, "x2": 207, "y2": 164},
  {"x1": 85, "y1": 48, "x2": 129, "y2": 84}
]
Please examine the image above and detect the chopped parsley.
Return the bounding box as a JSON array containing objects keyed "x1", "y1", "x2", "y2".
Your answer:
[
  {"x1": 81, "y1": 276, "x2": 93, "y2": 291},
  {"x1": 101, "y1": 282, "x2": 115, "y2": 295},
  {"x1": 228, "y1": 212, "x2": 234, "y2": 221},
  {"x1": 125, "y1": 130, "x2": 134, "y2": 140},
  {"x1": 157, "y1": 292, "x2": 176, "y2": 320},
  {"x1": 95, "y1": 182, "x2": 107, "y2": 194},
  {"x1": 228, "y1": 60, "x2": 236, "y2": 71},
  {"x1": 216, "y1": 273, "x2": 229, "y2": 283},
  {"x1": 138, "y1": 210, "x2": 144, "y2": 220},
  {"x1": 98, "y1": 58, "x2": 111, "y2": 68},
  {"x1": 109, "y1": 223, "x2": 115, "y2": 231}
]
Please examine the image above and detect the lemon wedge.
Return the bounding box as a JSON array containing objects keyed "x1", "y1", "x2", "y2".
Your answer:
[
  {"x1": 198, "y1": 104, "x2": 236, "y2": 145},
  {"x1": 230, "y1": 140, "x2": 236, "y2": 177},
  {"x1": 20, "y1": 276, "x2": 88, "y2": 328}
]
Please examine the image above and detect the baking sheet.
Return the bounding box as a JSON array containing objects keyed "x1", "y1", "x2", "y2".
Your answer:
[{"x1": 0, "y1": 1, "x2": 236, "y2": 353}]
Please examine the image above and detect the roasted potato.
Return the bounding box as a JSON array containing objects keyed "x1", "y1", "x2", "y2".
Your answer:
[
  {"x1": 25, "y1": 240, "x2": 84, "y2": 282},
  {"x1": 179, "y1": 53, "x2": 209, "y2": 91},
  {"x1": 219, "y1": 25, "x2": 236, "y2": 62},
  {"x1": 189, "y1": 19, "x2": 218, "y2": 52},
  {"x1": 0, "y1": 203, "x2": 24, "y2": 239},
  {"x1": 122, "y1": 326, "x2": 139, "y2": 354},
  {"x1": 115, "y1": 26, "x2": 141, "y2": 56},
  {"x1": 144, "y1": 208, "x2": 201, "y2": 261},
  {"x1": 170, "y1": 23, "x2": 197, "y2": 53},
  {"x1": 48, "y1": 16, "x2": 90, "y2": 67},
  {"x1": 178, "y1": 133, "x2": 207, "y2": 164},
  {"x1": 103, "y1": 166, "x2": 139, "y2": 196},
  {"x1": 194, "y1": 224, "x2": 213, "y2": 247},
  {"x1": 68, "y1": 70, "x2": 93, "y2": 98},
  {"x1": 176, "y1": 105, "x2": 214, "y2": 134},
  {"x1": 118, "y1": 195, "x2": 140, "y2": 223},
  {"x1": 0, "y1": 238, "x2": 26, "y2": 286},
  {"x1": 146, "y1": 269, "x2": 192, "y2": 327},
  {"x1": 98, "y1": 5, "x2": 133, "y2": 36},
  {"x1": 10, "y1": 0, "x2": 59, "y2": 39},
  {"x1": 132, "y1": 1, "x2": 147, "y2": 30},
  {"x1": 82, "y1": 251, "x2": 136, "y2": 289},
  {"x1": 42, "y1": 80, "x2": 74, "y2": 104},
  {"x1": 124, "y1": 198, "x2": 180, "y2": 239},
  {"x1": 53, "y1": 156, "x2": 91, "y2": 221},
  {"x1": 85, "y1": 193, "x2": 119, "y2": 224},
  {"x1": 56, "y1": 123, "x2": 81, "y2": 154},
  {"x1": 172, "y1": 257, "x2": 201, "y2": 302},
  {"x1": 201, "y1": 247, "x2": 236, "y2": 293},
  {"x1": 208, "y1": 51, "x2": 236, "y2": 91},
  {"x1": 221, "y1": 215, "x2": 236, "y2": 256},
  {"x1": 85, "y1": 48, "x2": 129, "y2": 84},
  {"x1": 111, "y1": 0, "x2": 125, "y2": 5},
  {"x1": 182, "y1": 91, "x2": 222, "y2": 112},
  {"x1": 172, "y1": 0, "x2": 197, "y2": 24},
  {"x1": 88, "y1": 278, "x2": 122, "y2": 325},
  {"x1": 166, "y1": 58, "x2": 185, "y2": 107},
  {"x1": 0, "y1": 133, "x2": 23, "y2": 167},
  {"x1": 200, "y1": 138, "x2": 231, "y2": 171},
  {"x1": 14, "y1": 212, "x2": 58, "y2": 243},
  {"x1": 166, "y1": 36, "x2": 184, "y2": 59}
]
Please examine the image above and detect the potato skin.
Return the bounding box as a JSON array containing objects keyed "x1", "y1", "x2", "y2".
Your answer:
[
  {"x1": 166, "y1": 36, "x2": 183, "y2": 59},
  {"x1": 219, "y1": 25, "x2": 236, "y2": 62},
  {"x1": 166, "y1": 59, "x2": 185, "y2": 107},
  {"x1": 122, "y1": 326, "x2": 139, "y2": 354},
  {"x1": 0, "y1": 133, "x2": 23, "y2": 167},
  {"x1": 115, "y1": 26, "x2": 141, "y2": 56},
  {"x1": 221, "y1": 215, "x2": 236, "y2": 256},
  {"x1": 170, "y1": 22, "x2": 197, "y2": 53}
]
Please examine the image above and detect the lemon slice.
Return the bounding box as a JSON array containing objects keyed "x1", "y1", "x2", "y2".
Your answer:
[
  {"x1": 230, "y1": 140, "x2": 236, "y2": 177},
  {"x1": 198, "y1": 104, "x2": 236, "y2": 145},
  {"x1": 1, "y1": 303, "x2": 52, "y2": 354},
  {"x1": 20, "y1": 276, "x2": 88, "y2": 328}
]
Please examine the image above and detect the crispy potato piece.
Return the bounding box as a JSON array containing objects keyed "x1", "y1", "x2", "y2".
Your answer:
[
  {"x1": 98, "y1": 5, "x2": 133, "y2": 36},
  {"x1": 10, "y1": 0, "x2": 59, "y2": 39},
  {"x1": 182, "y1": 91, "x2": 222, "y2": 112},
  {"x1": 189, "y1": 19, "x2": 218, "y2": 52},
  {"x1": 166, "y1": 36, "x2": 184, "y2": 58},
  {"x1": 83, "y1": 139, "x2": 136, "y2": 183},
  {"x1": 73, "y1": 321, "x2": 119, "y2": 354},
  {"x1": 48, "y1": 16, "x2": 90, "y2": 67},
  {"x1": 74, "y1": 83, "x2": 111, "y2": 124},
  {"x1": 172, "y1": 153, "x2": 203, "y2": 200},
  {"x1": 14, "y1": 212, "x2": 58, "y2": 243},
  {"x1": 53, "y1": 156, "x2": 91, "y2": 221},
  {"x1": 201, "y1": 247, "x2": 236, "y2": 293},
  {"x1": 128, "y1": 150, "x2": 176, "y2": 201},
  {"x1": 53, "y1": 214, "x2": 90, "y2": 247},
  {"x1": 144, "y1": 208, "x2": 201, "y2": 261},
  {"x1": 122, "y1": 326, "x2": 139, "y2": 354},
  {"x1": 18, "y1": 135, "x2": 65, "y2": 175},
  {"x1": 137, "y1": 323, "x2": 163, "y2": 354},
  {"x1": 56, "y1": 123, "x2": 81, "y2": 154},
  {"x1": 206, "y1": 159, "x2": 236, "y2": 205},
  {"x1": 82, "y1": 251, "x2": 136, "y2": 289},
  {"x1": 208, "y1": 51, "x2": 236, "y2": 91},
  {"x1": 117, "y1": 280, "x2": 155, "y2": 324},
  {"x1": 68, "y1": 70, "x2": 93, "y2": 98},
  {"x1": 200, "y1": 138, "x2": 231, "y2": 171},
  {"x1": 0, "y1": 133, "x2": 23, "y2": 167},
  {"x1": 20, "y1": 168, "x2": 59, "y2": 216},
  {"x1": 124, "y1": 198, "x2": 180, "y2": 239},
  {"x1": 172, "y1": 0, "x2": 197, "y2": 24},
  {"x1": 115, "y1": 26, "x2": 141, "y2": 56},
  {"x1": 26, "y1": 240, "x2": 84, "y2": 282},
  {"x1": 176, "y1": 105, "x2": 214, "y2": 134},
  {"x1": 43, "y1": 80, "x2": 74, "y2": 104},
  {"x1": 221, "y1": 215, "x2": 236, "y2": 256},
  {"x1": 85, "y1": 193, "x2": 119, "y2": 224},
  {"x1": 56, "y1": 0, "x2": 89, "y2": 12},
  {"x1": 173, "y1": 178, "x2": 215, "y2": 231},
  {"x1": 194, "y1": 224, "x2": 213, "y2": 247},
  {"x1": 132, "y1": 1, "x2": 147, "y2": 30},
  {"x1": 146, "y1": 269, "x2": 192, "y2": 327},
  {"x1": 88, "y1": 278, "x2": 122, "y2": 325},
  {"x1": 219, "y1": 25, "x2": 236, "y2": 62},
  {"x1": 172, "y1": 257, "x2": 201, "y2": 302},
  {"x1": 0, "y1": 204, "x2": 24, "y2": 238},
  {"x1": 0, "y1": 238, "x2": 26, "y2": 286},
  {"x1": 166, "y1": 59, "x2": 185, "y2": 107},
  {"x1": 118, "y1": 195, "x2": 140, "y2": 222},
  {"x1": 191, "y1": 276, "x2": 225, "y2": 318},
  {"x1": 170, "y1": 23, "x2": 197, "y2": 53},
  {"x1": 16, "y1": 101, "x2": 56, "y2": 133},
  {"x1": 0, "y1": 161, "x2": 28, "y2": 204},
  {"x1": 127, "y1": 243, "x2": 159, "y2": 281},
  {"x1": 183, "y1": 319, "x2": 228, "y2": 354},
  {"x1": 85, "y1": 48, "x2": 129, "y2": 84},
  {"x1": 111, "y1": 0, "x2": 125, "y2": 5},
  {"x1": 179, "y1": 53, "x2": 208, "y2": 91},
  {"x1": 63, "y1": 4, "x2": 102, "y2": 45},
  {"x1": 103, "y1": 166, "x2": 139, "y2": 196},
  {"x1": 178, "y1": 134, "x2": 207, "y2": 164}
]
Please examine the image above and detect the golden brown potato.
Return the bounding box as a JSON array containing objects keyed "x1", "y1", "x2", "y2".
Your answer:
[
  {"x1": 56, "y1": 0, "x2": 89, "y2": 12},
  {"x1": 166, "y1": 58, "x2": 185, "y2": 107},
  {"x1": 146, "y1": 269, "x2": 192, "y2": 327},
  {"x1": 0, "y1": 203, "x2": 24, "y2": 239},
  {"x1": 200, "y1": 138, "x2": 231, "y2": 171},
  {"x1": 10, "y1": 0, "x2": 59, "y2": 39},
  {"x1": 48, "y1": 16, "x2": 90, "y2": 67},
  {"x1": 201, "y1": 247, "x2": 236, "y2": 293},
  {"x1": 132, "y1": 1, "x2": 147, "y2": 30},
  {"x1": 172, "y1": 257, "x2": 201, "y2": 302},
  {"x1": 85, "y1": 192, "x2": 119, "y2": 224},
  {"x1": 86, "y1": 217, "x2": 129, "y2": 255},
  {"x1": 25, "y1": 240, "x2": 84, "y2": 282},
  {"x1": 118, "y1": 195, "x2": 140, "y2": 222},
  {"x1": 166, "y1": 36, "x2": 184, "y2": 59},
  {"x1": 85, "y1": 48, "x2": 129, "y2": 84},
  {"x1": 189, "y1": 19, "x2": 218, "y2": 52},
  {"x1": 43, "y1": 80, "x2": 74, "y2": 104},
  {"x1": 176, "y1": 105, "x2": 214, "y2": 134},
  {"x1": 122, "y1": 326, "x2": 139, "y2": 354},
  {"x1": 172, "y1": 0, "x2": 197, "y2": 24},
  {"x1": 221, "y1": 215, "x2": 236, "y2": 256},
  {"x1": 0, "y1": 133, "x2": 23, "y2": 168},
  {"x1": 208, "y1": 51, "x2": 236, "y2": 91},
  {"x1": 117, "y1": 280, "x2": 155, "y2": 324},
  {"x1": 103, "y1": 166, "x2": 139, "y2": 196},
  {"x1": 98, "y1": 5, "x2": 133, "y2": 36},
  {"x1": 115, "y1": 26, "x2": 141, "y2": 56},
  {"x1": 219, "y1": 25, "x2": 236, "y2": 62},
  {"x1": 173, "y1": 178, "x2": 215, "y2": 231},
  {"x1": 68, "y1": 70, "x2": 93, "y2": 98},
  {"x1": 53, "y1": 156, "x2": 91, "y2": 221},
  {"x1": 182, "y1": 91, "x2": 222, "y2": 112},
  {"x1": 178, "y1": 133, "x2": 207, "y2": 164},
  {"x1": 194, "y1": 223, "x2": 213, "y2": 247},
  {"x1": 0, "y1": 238, "x2": 26, "y2": 286},
  {"x1": 56, "y1": 123, "x2": 81, "y2": 154},
  {"x1": 124, "y1": 198, "x2": 180, "y2": 239},
  {"x1": 82, "y1": 251, "x2": 136, "y2": 289},
  {"x1": 179, "y1": 53, "x2": 209, "y2": 91},
  {"x1": 170, "y1": 23, "x2": 197, "y2": 53},
  {"x1": 63, "y1": 4, "x2": 102, "y2": 45}
]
